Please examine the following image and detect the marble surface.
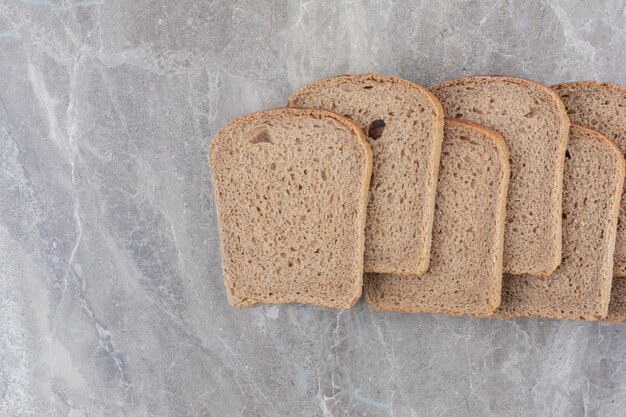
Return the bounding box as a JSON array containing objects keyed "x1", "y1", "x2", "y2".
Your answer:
[{"x1": 1, "y1": 1, "x2": 626, "y2": 416}]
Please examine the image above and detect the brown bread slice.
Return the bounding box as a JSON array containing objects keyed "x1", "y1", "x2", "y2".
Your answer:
[
  {"x1": 430, "y1": 76, "x2": 569, "y2": 276},
  {"x1": 495, "y1": 125, "x2": 624, "y2": 321},
  {"x1": 209, "y1": 108, "x2": 372, "y2": 308},
  {"x1": 287, "y1": 73, "x2": 444, "y2": 275},
  {"x1": 605, "y1": 279, "x2": 626, "y2": 322},
  {"x1": 552, "y1": 81, "x2": 626, "y2": 277},
  {"x1": 364, "y1": 118, "x2": 510, "y2": 316}
]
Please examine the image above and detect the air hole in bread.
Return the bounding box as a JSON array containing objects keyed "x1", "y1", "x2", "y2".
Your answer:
[
  {"x1": 249, "y1": 127, "x2": 272, "y2": 144},
  {"x1": 524, "y1": 108, "x2": 540, "y2": 118},
  {"x1": 363, "y1": 85, "x2": 373, "y2": 89},
  {"x1": 367, "y1": 119, "x2": 386, "y2": 140},
  {"x1": 565, "y1": 150, "x2": 572, "y2": 159}
]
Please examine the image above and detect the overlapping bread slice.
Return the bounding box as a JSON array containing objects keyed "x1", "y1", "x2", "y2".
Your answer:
[
  {"x1": 287, "y1": 73, "x2": 444, "y2": 275},
  {"x1": 495, "y1": 125, "x2": 624, "y2": 321},
  {"x1": 430, "y1": 76, "x2": 569, "y2": 276},
  {"x1": 552, "y1": 81, "x2": 626, "y2": 277},
  {"x1": 364, "y1": 118, "x2": 509, "y2": 316},
  {"x1": 209, "y1": 108, "x2": 372, "y2": 308},
  {"x1": 606, "y1": 279, "x2": 626, "y2": 322}
]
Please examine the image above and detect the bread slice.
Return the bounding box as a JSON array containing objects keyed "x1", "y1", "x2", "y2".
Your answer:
[
  {"x1": 287, "y1": 73, "x2": 444, "y2": 275},
  {"x1": 495, "y1": 124, "x2": 624, "y2": 321},
  {"x1": 209, "y1": 108, "x2": 372, "y2": 308},
  {"x1": 364, "y1": 118, "x2": 510, "y2": 316},
  {"x1": 552, "y1": 81, "x2": 626, "y2": 277},
  {"x1": 605, "y1": 279, "x2": 626, "y2": 322},
  {"x1": 430, "y1": 76, "x2": 569, "y2": 276}
]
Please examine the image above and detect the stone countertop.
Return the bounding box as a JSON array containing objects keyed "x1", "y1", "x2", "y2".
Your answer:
[{"x1": 1, "y1": 1, "x2": 625, "y2": 416}]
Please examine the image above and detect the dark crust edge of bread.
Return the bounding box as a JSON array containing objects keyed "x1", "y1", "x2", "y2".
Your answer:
[
  {"x1": 208, "y1": 107, "x2": 373, "y2": 309},
  {"x1": 429, "y1": 74, "x2": 570, "y2": 276},
  {"x1": 493, "y1": 123, "x2": 625, "y2": 321},
  {"x1": 286, "y1": 72, "x2": 445, "y2": 276},
  {"x1": 286, "y1": 72, "x2": 445, "y2": 121},
  {"x1": 552, "y1": 80, "x2": 626, "y2": 278},
  {"x1": 551, "y1": 80, "x2": 626, "y2": 95},
  {"x1": 364, "y1": 118, "x2": 510, "y2": 316}
]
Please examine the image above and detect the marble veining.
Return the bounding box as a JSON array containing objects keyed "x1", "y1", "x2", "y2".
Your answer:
[{"x1": 1, "y1": 1, "x2": 626, "y2": 416}]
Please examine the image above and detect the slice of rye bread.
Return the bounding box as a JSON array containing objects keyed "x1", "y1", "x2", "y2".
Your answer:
[
  {"x1": 209, "y1": 108, "x2": 373, "y2": 308},
  {"x1": 287, "y1": 73, "x2": 444, "y2": 275},
  {"x1": 495, "y1": 124, "x2": 625, "y2": 321},
  {"x1": 364, "y1": 118, "x2": 510, "y2": 316},
  {"x1": 605, "y1": 279, "x2": 626, "y2": 322},
  {"x1": 430, "y1": 76, "x2": 569, "y2": 276},
  {"x1": 552, "y1": 81, "x2": 626, "y2": 277}
]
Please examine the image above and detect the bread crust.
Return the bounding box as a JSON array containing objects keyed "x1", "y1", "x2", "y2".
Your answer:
[{"x1": 552, "y1": 80, "x2": 626, "y2": 95}]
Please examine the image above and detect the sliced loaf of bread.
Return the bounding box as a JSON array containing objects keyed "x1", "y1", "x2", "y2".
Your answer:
[
  {"x1": 552, "y1": 81, "x2": 626, "y2": 276},
  {"x1": 430, "y1": 76, "x2": 569, "y2": 276},
  {"x1": 495, "y1": 124, "x2": 624, "y2": 321},
  {"x1": 364, "y1": 118, "x2": 510, "y2": 316},
  {"x1": 287, "y1": 73, "x2": 444, "y2": 275},
  {"x1": 209, "y1": 108, "x2": 372, "y2": 308}
]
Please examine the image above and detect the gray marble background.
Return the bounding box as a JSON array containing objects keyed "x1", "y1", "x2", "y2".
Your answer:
[{"x1": 1, "y1": 1, "x2": 626, "y2": 416}]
